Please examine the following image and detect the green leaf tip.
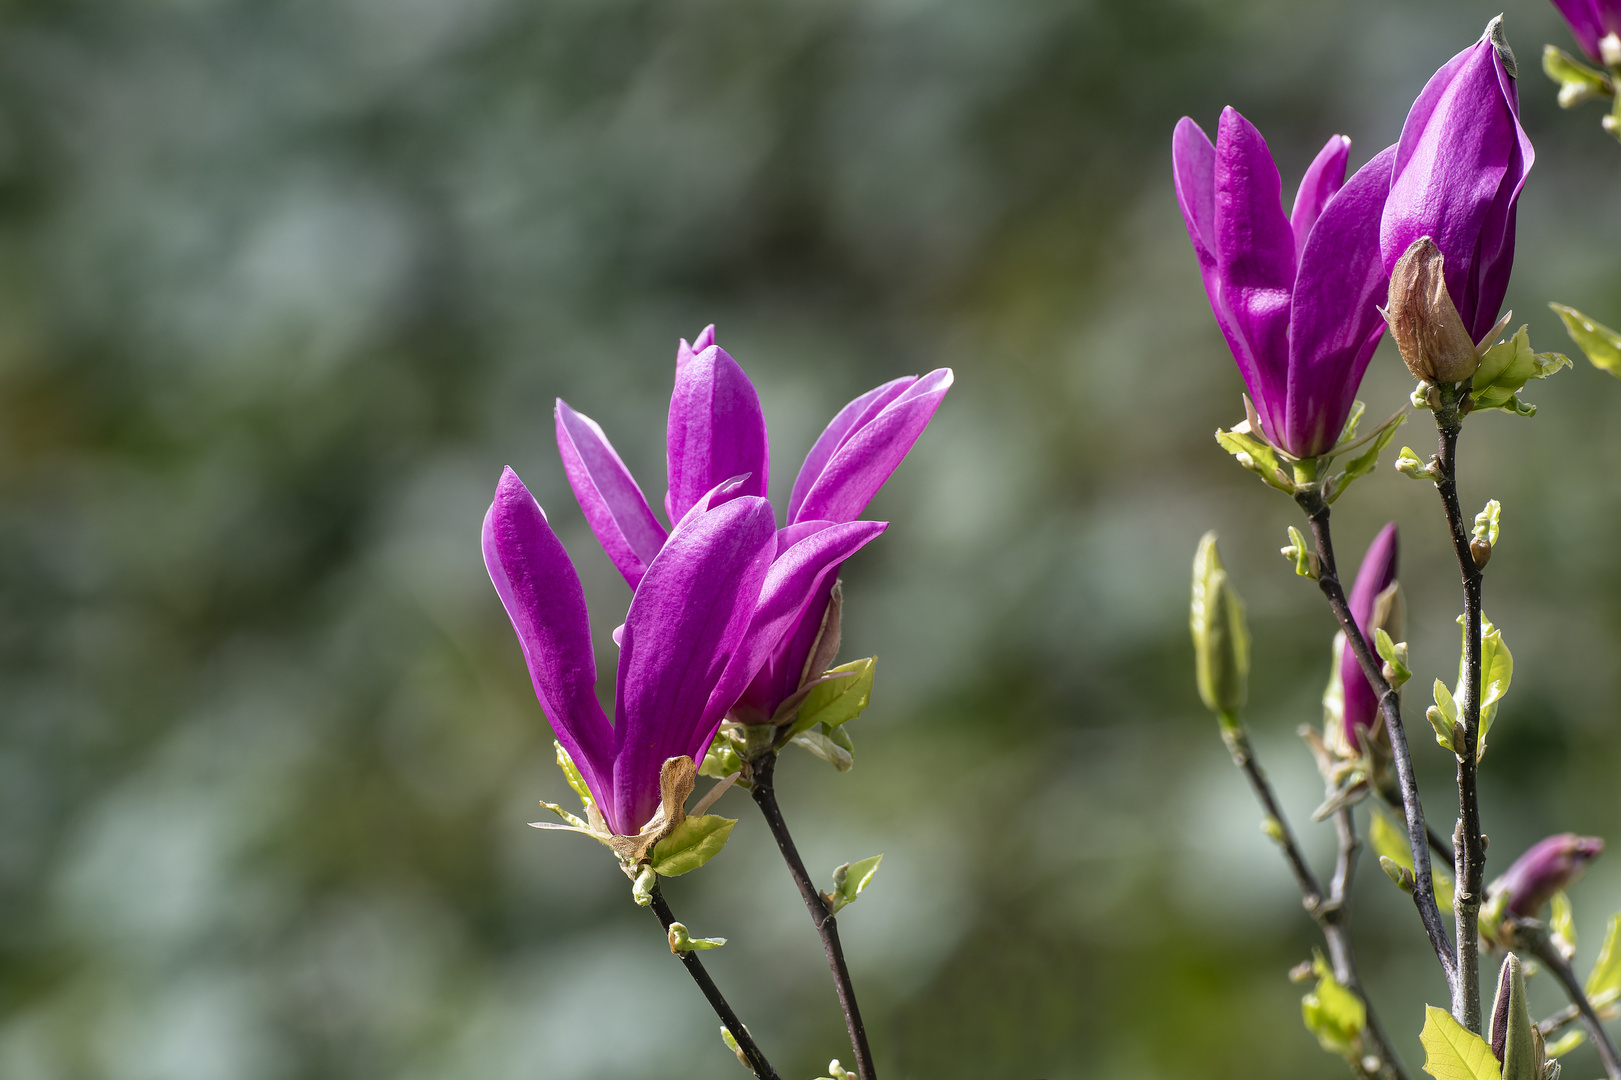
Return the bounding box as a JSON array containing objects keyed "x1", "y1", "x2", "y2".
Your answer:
[
  {"x1": 826, "y1": 853, "x2": 883, "y2": 916},
  {"x1": 784, "y1": 656, "x2": 876, "y2": 741},
  {"x1": 649, "y1": 814, "x2": 737, "y2": 877},
  {"x1": 1300, "y1": 950, "x2": 1367, "y2": 1057},
  {"x1": 667, "y1": 921, "x2": 727, "y2": 953},
  {"x1": 1552, "y1": 302, "x2": 1621, "y2": 378}
]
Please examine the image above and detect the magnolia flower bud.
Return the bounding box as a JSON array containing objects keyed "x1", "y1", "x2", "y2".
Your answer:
[
  {"x1": 1190, "y1": 532, "x2": 1250, "y2": 715},
  {"x1": 1488, "y1": 833, "x2": 1605, "y2": 917},
  {"x1": 1386, "y1": 237, "x2": 1480, "y2": 384}
]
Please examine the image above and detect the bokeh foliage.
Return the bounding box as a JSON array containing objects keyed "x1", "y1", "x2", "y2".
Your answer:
[{"x1": 0, "y1": 0, "x2": 1618, "y2": 1078}]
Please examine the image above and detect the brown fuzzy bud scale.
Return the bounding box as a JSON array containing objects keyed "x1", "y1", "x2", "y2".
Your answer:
[{"x1": 1386, "y1": 238, "x2": 1480, "y2": 384}]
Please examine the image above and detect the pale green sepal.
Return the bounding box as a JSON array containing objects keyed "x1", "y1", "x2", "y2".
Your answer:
[
  {"x1": 528, "y1": 818, "x2": 618, "y2": 850},
  {"x1": 1324, "y1": 409, "x2": 1404, "y2": 504},
  {"x1": 1371, "y1": 810, "x2": 1456, "y2": 911},
  {"x1": 1545, "y1": 1029, "x2": 1585, "y2": 1058},
  {"x1": 1544, "y1": 44, "x2": 1614, "y2": 107},
  {"x1": 538, "y1": 800, "x2": 588, "y2": 829},
  {"x1": 826, "y1": 854, "x2": 882, "y2": 916},
  {"x1": 1586, "y1": 914, "x2": 1621, "y2": 1007},
  {"x1": 1552, "y1": 303, "x2": 1621, "y2": 377},
  {"x1": 793, "y1": 724, "x2": 854, "y2": 771},
  {"x1": 1374, "y1": 629, "x2": 1411, "y2": 687},
  {"x1": 1300, "y1": 950, "x2": 1366, "y2": 1057},
  {"x1": 1473, "y1": 501, "x2": 1501, "y2": 548},
  {"x1": 1470, "y1": 326, "x2": 1571, "y2": 416},
  {"x1": 1396, "y1": 445, "x2": 1439, "y2": 481},
  {"x1": 667, "y1": 922, "x2": 726, "y2": 952},
  {"x1": 554, "y1": 740, "x2": 596, "y2": 813},
  {"x1": 784, "y1": 657, "x2": 875, "y2": 741},
  {"x1": 648, "y1": 815, "x2": 737, "y2": 877},
  {"x1": 1550, "y1": 891, "x2": 1576, "y2": 957},
  {"x1": 1419, "y1": 1004, "x2": 1502, "y2": 1080},
  {"x1": 1214, "y1": 423, "x2": 1294, "y2": 492},
  {"x1": 1490, "y1": 955, "x2": 1538, "y2": 1080},
  {"x1": 631, "y1": 864, "x2": 657, "y2": 907},
  {"x1": 1281, "y1": 525, "x2": 1318, "y2": 579}
]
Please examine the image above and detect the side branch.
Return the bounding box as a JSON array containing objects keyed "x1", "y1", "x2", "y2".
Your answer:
[
  {"x1": 748, "y1": 753, "x2": 878, "y2": 1080},
  {"x1": 1509, "y1": 918, "x2": 1621, "y2": 1080},
  {"x1": 648, "y1": 885, "x2": 783, "y2": 1080},
  {"x1": 1298, "y1": 492, "x2": 1459, "y2": 992}
]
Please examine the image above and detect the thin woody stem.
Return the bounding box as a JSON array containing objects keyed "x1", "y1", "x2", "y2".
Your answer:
[
  {"x1": 749, "y1": 752, "x2": 878, "y2": 1080},
  {"x1": 1433, "y1": 386, "x2": 1487, "y2": 1032},
  {"x1": 1298, "y1": 491, "x2": 1459, "y2": 993},
  {"x1": 1219, "y1": 712, "x2": 1409, "y2": 1080},
  {"x1": 1511, "y1": 918, "x2": 1621, "y2": 1080},
  {"x1": 647, "y1": 884, "x2": 783, "y2": 1080}
]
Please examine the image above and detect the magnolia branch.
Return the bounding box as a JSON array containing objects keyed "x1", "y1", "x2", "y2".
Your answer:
[
  {"x1": 647, "y1": 885, "x2": 783, "y2": 1080},
  {"x1": 748, "y1": 752, "x2": 878, "y2": 1080},
  {"x1": 1298, "y1": 493, "x2": 1459, "y2": 993},
  {"x1": 1432, "y1": 387, "x2": 1488, "y2": 1032},
  {"x1": 1221, "y1": 714, "x2": 1409, "y2": 1080}
]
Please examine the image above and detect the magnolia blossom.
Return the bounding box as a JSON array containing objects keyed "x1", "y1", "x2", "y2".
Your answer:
[
  {"x1": 1380, "y1": 19, "x2": 1533, "y2": 380},
  {"x1": 1489, "y1": 833, "x2": 1605, "y2": 917},
  {"x1": 1550, "y1": 0, "x2": 1621, "y2": 64},
  {"x1": 482, "y1": 467, "x2": 884, "y2": 836},
  {"x1": 1339, "y1": 523, "x2": 1400, "y2": 749},
  {"x1": 556, "y1": 327, "x2": 952, "y2": 725},
  {"x1": 1172, "y1": 108, "x2": 1395, "y2": 458}
]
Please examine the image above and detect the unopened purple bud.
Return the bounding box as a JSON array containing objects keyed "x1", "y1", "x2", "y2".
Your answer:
[{"x1": 1489, "y1": 833, "x2": 1605, "y2": 917}]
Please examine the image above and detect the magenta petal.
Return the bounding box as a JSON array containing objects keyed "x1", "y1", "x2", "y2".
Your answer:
[
  {"x1": 1290, "y1": 135, "x2": 1351, "y2": 262},
  {"x1": 710, "y1": 519, "x2": 887, "y2": 736},
  {"x1": 612, "y1": 496, "x2": 777, "y2": 833},
  {"x1": 665, "y1": 345, "x2": 770, "y2": 523},
  {"x1": 1552, "y1": 0, "x2": 1607, "y2": 60},
  {"x1": 1283, "y1": 144, "x2": 1396, "y2": 457},
  {"x1": 1213, "y1": 107, "x2": 1296, "y2": 446},
  {"x1": 792, "y1": 369, "x2": 953, "y2": 524},
  {"x1": 482, "y1": 468, "x2": 616, "y2": 824},
  {"x1": 1338, "y1": 523, "x2": 1398, "y2": 746},
  {"x1": 555, "y1": 400, "x2": 669, "y2": 590},
  {"x1": 676, "y1": 324, "x2": 718, "y2": 373},
  {"x1": 787, "y1": 377, "x2": 915, "y2": 523}
]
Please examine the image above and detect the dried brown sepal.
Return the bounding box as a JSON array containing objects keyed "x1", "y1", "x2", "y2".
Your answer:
[{"x1": 1386, "y1": 238, "x2": 1480, "y2": 384}]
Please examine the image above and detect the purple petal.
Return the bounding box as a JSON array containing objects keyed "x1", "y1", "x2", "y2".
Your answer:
[
  {"x1": 482, "y1": 468, "x2": 616, "y2": 824},
  {"x1": 787, "y1": 377, "x2": 915, "y2": 524},
  {"x1": 1283, "y1": 144, "x2": 1396, "y2": 457},
  {"x1": 665, "y1": 345, "x2": 770, "y2": 524},
  {"x1": 555, "y1": 399, "x2": 669, "y2": 590},
  {"x1": 676, "y1": 324, "x2": 718, "y2": 373},
  {"x1": 1492, "y1": 834, "x2": 1605, "y2": 916},
  {"x1": 1290, "y1": 135, "x2": 1351, "y2": 262},
  {"x1": 1338, "y1": 523, "x2": 1398, "y2": 745},
  {"x1": 670, "y1": 474, "x2": 755, "y2": 534},
  {"x1": 612, "y1": 496, "x2": 777, "y2": 834},
  {"x1": 1552, "y1": 0, "x2": 1607, "y2": 61},
  {"x1": 1212, "y1": 107, "x2": 1297, "y2": 447},
  {"x1": 1380, "y1": 29, "x2": 1529, "y2": 338},
  {"x1": 714, "y1": 519, "x2": 888, "y2": 734},
  {"x1": 791, "y1": 369, "x2": 953, "y2": 524}
]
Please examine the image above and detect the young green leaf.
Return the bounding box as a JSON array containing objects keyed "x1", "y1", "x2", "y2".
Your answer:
[
  {"x1": 1300, "y1": 951, "x2": 1366, "y2": 1056},
  {"x1": 667, "y1": 922, "x2": 726, "y2": 952},
  {"x1": 1472, "y1": 501, "x2": 1501, "y2": 548},
  {"x1": 793, "y1": 723, "x2": 855, "y2": 771},
  {"x1": 1455, "y1": 615, "x2": 1512, "y2": 761},
  {"x1": 1420, "y1": 1004, "x2": 1502, "y2": 1080},
  {"x1": 1551, "y1": 303, "x2": 1621, "y2": 377},
  {"x1": 827, "y1": 854, "x2": 883, "y2": 916},
  {"x1": 1543, "y1": 45, "x2": 1614, "y2": 107},
  {"x1": 1396, "y1": 445, "x2": 1438, "y2": 480},
  {"x1": 1586, "y1": 914, "x2": 1621, "y2": 1007},
  {"x1": 1325, "y1": 410, "x2": 1405, "y2": 504},
  {"x1": 785, "y1": 656, "x2": 876, "y2": 740},
  {"x1": 1375, "y1": 628, "x2": 1411, "y2": 686},
  {"x1": 699, "y1": 734, "x2": 746, "y2": 782},
  {"x1": 1215, "y1": 424, "x2": 1295, "y2": 493},
  {"x1": 1544, "y1": 1029, "x2": 1585, "y2": 1058},
  {"x1": 554, "y1": 740, "x2": 596, "y2": 813},
  {"x1": 1370, "y1": 810, "x2": 1456, "y2": 911},
  {"x1": 648, "y1": 815, "x2": 737, "y2": 877},
  {"x1": 1281, "y1": 525, "x2": 1317, "y2": 578},
  {"x1": 1551, "y1": 891, "x2": 1576, "y2": 957},
  {"x1": 1470, "y1": 325, "x2": 1571, "y2": 416}
]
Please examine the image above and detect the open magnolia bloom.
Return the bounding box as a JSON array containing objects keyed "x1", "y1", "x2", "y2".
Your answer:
[
  {"x1": 555, "y1": 327, "x2": 951, "y2": 739},
  {"x1": 482, "y1": 467, "x2": 885, "y2": 864}
]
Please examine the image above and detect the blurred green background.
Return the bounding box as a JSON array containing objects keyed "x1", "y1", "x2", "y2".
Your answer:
[{"x1": 0, "y1": 0, "x2": 1619, "y2": 1077}]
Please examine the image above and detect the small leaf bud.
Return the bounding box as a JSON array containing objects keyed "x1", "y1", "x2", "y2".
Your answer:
[
  {"x1": 1190, "y1": 533, "x2": 1251, "y2": 714},
  {"x1": 1380, "y1": 855, "x2": 1417, "y2": 892}
]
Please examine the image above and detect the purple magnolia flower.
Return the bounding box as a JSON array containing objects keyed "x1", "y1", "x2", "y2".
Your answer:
[
  {"x1": 483, "y1": 467, "x2": 885, "y2": 836},
  {"x1": 1490, "y1": 833, "x2": 1605, "y2": 917},
  {"x1": 1172, "y1": 108, "x2": 1396, "y2": 458},
  {"x1": 1380, "y1": 20, "x2": 1533, "y2": 351},
  {"x1": 1340, "y1": 523, "x2": 1400, "y2": 749},
  {"x1": 556, "y1": 327, "x2": 952, "y2": 725},
  {"x1": 1550, "y1": 0, "x2": 1621, "y2": 65}
]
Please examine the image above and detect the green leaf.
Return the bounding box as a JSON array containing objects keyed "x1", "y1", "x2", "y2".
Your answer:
[
  {"x1": 1281, "y1": 525, "x2": 1317, "y2": 579},
  {"x1": 632, "y1": 864, "x2": 657, "y2": 907},
  {"x1": 699, "y1": 734, "x2": 745, "y2": 782},
  {"x1": 1545, "y1": 1029, "x2": 1585, "y2": 1058},
  {"x1": 793, "y1": 723, "x2": 855, "y2": 771},
  {"x1": 648, "y1": 814, "x2": 737, "y2": 877},
  {"x1": 554, "y1": 740, "x2": 596, "y2": 813},
  {"x1": 827, "y1": 854, "x2": 882, "y2": 915},
  {"x1": 1370, "y1": 809, "x2": 1455, "y2": 912},
  {"x1": 1192, "y1": 532, "x2": 1251, "y2": 713},
  {"x1": 1470, "y1": 325, "x2": 1571, "y2": 416},
  {"x1": 1325, "y1": 410, "x2": 1405, "y2": 504},
  {"x1": 1374, "y1": 628, "x2": 1411, "y2": 686},
  {"x1": 667, "y1": 921, "x2": 726, "y2": 952},
  {"x1": 1215, "y1": 424, "x2": 1294, "y2": 492},
  {"x1": 1395, "y1": 445, "x2": 1437, "y2": 481},
  {"x1": 1552, "y1": 303, "x2": 1621, "y2": 377},
  {"x1": 785, "y1": 656, "x2": 876, "y2": 740},
  {"x1": 1429, "y1": 679, "x2": 1459, "y2": 751},
  {"x1": 1301, "y1": 951, "x2": 1366, "y2": 1056},
  {"x1": 1551, "y1": 891, "x2": 1576, "y2": 956},
  {"x1": 1586, "y1": 914, "x2": 1621, "y2": 1007},
  {"x1": 1543, "y1": 44, "x2": 1614, "y2": 107},
  {"x1": 1455, "y1": 615, "x2": 1512, "y2": 761},
  {"x1": 538, "y1": 800, "x2": 587, "y2": 830},
  {"x1": 1420, "y1": 1004, "x2": 1502, "y2": 1080}
]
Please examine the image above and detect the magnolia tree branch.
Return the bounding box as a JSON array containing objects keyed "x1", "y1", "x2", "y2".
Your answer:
[
  {"x1": 1432, "y1": 388, "x2": 1488, "y2": 1032},
  {"x1": 1298, "y1": 493, "x2": 1459, "y2": 993},
  {"x1": 1220, "y1": 715, "x2": 1409, "y2": 1080},
  {"x1": 1508, "y1": 918, "x2": 1621, "y2": 1080},
  {"x1": 748, "y1": 752, "x2": 877, "y2": 1080},
  {"x1": 647, "y1": 885, "x2": 783, "y2": 1080}
]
